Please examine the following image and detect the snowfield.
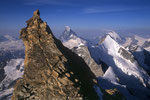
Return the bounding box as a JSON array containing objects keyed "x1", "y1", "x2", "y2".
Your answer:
[{"x1": 0, "y1": 35, "x2": 25, "y2": 100}]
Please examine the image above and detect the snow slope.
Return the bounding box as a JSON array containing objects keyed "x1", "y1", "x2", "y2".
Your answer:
[
  {"x1": 107, "y1": 31, "x2": 122, "y2": 43},
  {"x1": 97, "y1": 34, "x2": 150, "y2": 100},
  {"x1": 2, "y1": 59, "x2": 24, "y2": 86},
  {"x1": 0, "y1": 59, "x2": 24, "y2": 100},
  {"x1": 123, "y1": 35, "x2": 150, "y2": 75},
  {"x1": 62, "y1": 38, "x2": 86, "y2": 49}
]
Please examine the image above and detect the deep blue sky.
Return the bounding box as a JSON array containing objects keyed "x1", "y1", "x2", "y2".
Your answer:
[{"x1": 0, "y1": 0, "x2": 150, "y2": 39}]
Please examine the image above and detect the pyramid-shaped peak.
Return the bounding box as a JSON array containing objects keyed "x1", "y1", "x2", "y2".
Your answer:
[
  {"x1": 107, "y1": 31, "x2": 120, "y2": 39},
  {"x1": 99, "y1": 34, "x2": 116, "y2": 44},
  {"x1": 59, "y1": 26, "x2": 78, "y2": 42},
  {"x1": 65, "y1": 26, "x2": 71, "y2": 31},
  {"x1": 105, "y1": 30, "x2": 124, "y2": 43}
]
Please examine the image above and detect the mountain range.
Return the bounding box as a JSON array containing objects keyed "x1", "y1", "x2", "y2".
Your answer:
[{"x1": 0, "y1": 10, "x2": 150, "y2": 100}]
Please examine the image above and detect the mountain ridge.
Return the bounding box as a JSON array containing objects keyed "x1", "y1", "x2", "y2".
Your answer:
[{"x1": 12, "y1": 9, "x2": 99, "y2": 100}]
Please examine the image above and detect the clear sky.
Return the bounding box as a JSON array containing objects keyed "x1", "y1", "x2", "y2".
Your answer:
[{"x1": 0, "y1": 0, "x2": 150, "y2": 39}]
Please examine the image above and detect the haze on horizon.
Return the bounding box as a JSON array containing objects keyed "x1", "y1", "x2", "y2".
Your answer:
[{"x1": 0, "y1": 0, "x2": 150, "y2": 39}]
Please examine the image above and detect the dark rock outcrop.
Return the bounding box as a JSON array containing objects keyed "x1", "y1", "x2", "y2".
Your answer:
[
  {"x1": 72, "y1": 46, "x2": 104, "y2": 77},
  {"x1": 12, "y1": 10, "x2": 99, "y2": 100},
  {"x1": 142, "y1": 41, "x2": 150, "y2": 48},
  {"x1": 143, "y1": 49, "x2": 150, "y2": 67},
  {"x1": 118, "y1": 47, "x2": 135, "y2": 63}
]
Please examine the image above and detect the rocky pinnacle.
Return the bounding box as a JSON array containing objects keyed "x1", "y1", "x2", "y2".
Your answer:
[{"x1": 12, "y1": 10, "x2": 99, "y2": 100}]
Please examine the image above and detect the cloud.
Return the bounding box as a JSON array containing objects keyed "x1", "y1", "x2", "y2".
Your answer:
[
  {"x1": 24, "y1": 0, "x2": 76, "y2": 6},
  {"x1": 83, "y1": 6, "x2": 143, "y2": 14}
]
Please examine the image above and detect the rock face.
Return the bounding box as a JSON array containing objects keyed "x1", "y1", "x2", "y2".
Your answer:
[
  {"x1": 59, "y1": 26, "x2": 103, "y2": 77},
  {"x1": 72, "y1": 46, "x2": 104, "y2": 77},
  {"x1": 118, "y1": 47, "x2": 135, "y2": 63},
  {"x1": 12, "y1": 10, "x2": 99, "y2": 100},
  {"x1": 143, "y1": 49, "x2": 150, "y2": 67},
  {"x1": 142, "y1": 41, "x2": 150, "y2": 48}
]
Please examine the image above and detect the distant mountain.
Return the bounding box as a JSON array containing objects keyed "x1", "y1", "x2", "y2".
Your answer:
[
  {"x1": 106, "y1": 31, "x2": 123, "y2": 43},
  {"x1": 60, "y1": 26, "x2": 77, "y2": 42},
  {"x1": 60, "y1": 26, "x2": 86, "y2": 49},
  {"x1": 0, "y1": 35, "x2": 24, "y2": 62},
  {"x1": 0, "y1": 35, "x2": 9, "y2": 42},
  {"x1": 97, "y1": 33, "x2": 150, "y2": 100},
  {"x1": 0, "y1": 35, "x2": 25, "y2": 100},
  {"x1": 59, "y1": 26, "x2": 104, "y2": 77},
  {"x1": 60, "y1": 28, "x2": 150, "y2": 99},
  {"x1": 0, "y1": 35, "x2": 18, "y2": 42},
  {"x1": 123, "y1": 35, "x2": 150, "y2": 75},
  {"x1": 88, "y1": 31, "x2": 125, "y2": 65}
]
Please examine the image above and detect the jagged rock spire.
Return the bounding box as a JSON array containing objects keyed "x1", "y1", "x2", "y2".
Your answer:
[
  {"x1": 12, "y1": 10, "x2": 99, "y2": 100},
  {"x1": 33, "y1": 9, "x2": 40, "y2": 16}
]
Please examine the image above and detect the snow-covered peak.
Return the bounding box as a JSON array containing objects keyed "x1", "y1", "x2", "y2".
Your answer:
[
  {"x1": 99, "y1": 35, "x2": 135, "y2": 63},
  {"x1": 100, "y1": 35, "x2": 120, "y2": 55},
  {"x1": 107, "y1": 31, "x2": 121, "y2": 42},
  {"x1": 97, "y1": 34, "x2": 150, "y2": 90},
  {"x1": 65, "y1": 26, "x2": 71, "y2": 32},
  {"x1": 59, "y1": 26, "x2": 86, "y2": 49},
  {"x1": 123, "y1": 35, "x2": 149, "y2": 50},
  {"x1": 63, "y1": 26, "x2": 76, "y2": 36},
  {"x1": 107, "y1": 31, "x2": 120, "y2": 38},
  {"x1": 60, "y1": 26, "x2": 77, "y2": 42}
]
